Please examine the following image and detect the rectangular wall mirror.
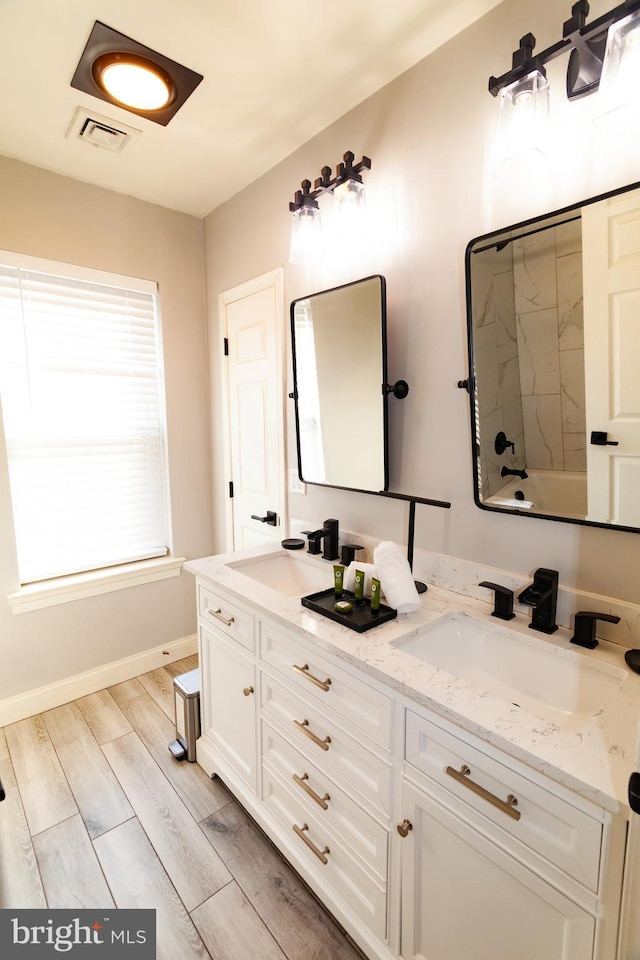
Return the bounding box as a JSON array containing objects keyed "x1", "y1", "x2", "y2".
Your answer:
[
  {"x1": 465, "y1": 180, "x2": 640, "y2": 534},
  {"x1": 290, "y1": 275, "x2": 388, "y2": 493}
]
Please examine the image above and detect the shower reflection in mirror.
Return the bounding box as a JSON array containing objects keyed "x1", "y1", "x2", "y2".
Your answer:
[{"x1": 465, "y1": 181, "x2": 640, "y2": 533}]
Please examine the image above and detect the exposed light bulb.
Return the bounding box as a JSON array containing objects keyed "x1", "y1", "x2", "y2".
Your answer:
[
  {"x1": 332, "y1": 178, "x2": 366, "y2": 240},
  {"x1": 492, "y1": 69, "x2": 550, "y2": 181},
  {"x1": 514, "y1": 89, "x2": 533, "y2": 106},
  {"x1": 595, "y1": 10, "x2": 640, "y2": 136},
  {"x1": 289, "y1": 205, "x2": 322, "y2": 267}
]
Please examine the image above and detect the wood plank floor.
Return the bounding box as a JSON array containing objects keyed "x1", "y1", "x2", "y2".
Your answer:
[{"x1": 0, "y1": 657, "x2": 364, "y2": 960}]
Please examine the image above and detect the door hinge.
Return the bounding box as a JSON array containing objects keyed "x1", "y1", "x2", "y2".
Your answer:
[
  {"x1": 224, "y1": 337, "x2": 229, "y2": 356},
  {"x1": 229, "y1": 481, "x2": 234, "y2": 498}
]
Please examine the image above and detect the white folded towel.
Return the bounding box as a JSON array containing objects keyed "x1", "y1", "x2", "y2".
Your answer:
[
  {"x1": 491, "y1": 495, "x2": 535, "y2": 510},
  {"x1": 373, "y1": 541, "x2": 421, "y2": 614},
  {"x1": 344, "y1": 562, "x2": 378, "y2": 596}
]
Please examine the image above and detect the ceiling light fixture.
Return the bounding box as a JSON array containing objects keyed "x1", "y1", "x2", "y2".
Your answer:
[
  {"x1": 288, "y1": 151, "x2": 371, "y2": 265},
  {"x1": 71, "y1": 21, "x2": 203, "y2": 126}
]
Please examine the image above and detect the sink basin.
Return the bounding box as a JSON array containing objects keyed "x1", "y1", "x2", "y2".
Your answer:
[
  {"x1": 395, "y1": 613, "x2": 627, "y2": 729},
  {"x1": 226, "y1": 551, "x2": 333, "y2": 597}
]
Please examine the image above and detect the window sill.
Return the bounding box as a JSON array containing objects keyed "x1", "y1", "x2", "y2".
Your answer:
[{"x1": 8, "y1": 556, "x2": 187, "y2": 614}]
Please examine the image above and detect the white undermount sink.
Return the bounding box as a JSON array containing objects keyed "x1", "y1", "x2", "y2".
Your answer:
[
  {"x1": 226, "y1": 550, "x2": 333, "y2": 597},
  {"x1": 395, "y1": 612, "x2": 627, "y2": 729}
]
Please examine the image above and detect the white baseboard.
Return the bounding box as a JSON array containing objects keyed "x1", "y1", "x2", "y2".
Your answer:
[{"x1": 0, "y1": 633, "x2": 198, "y2": 727}]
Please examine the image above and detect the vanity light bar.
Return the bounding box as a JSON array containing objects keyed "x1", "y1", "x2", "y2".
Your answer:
[
  {"x1": 288, "y1": 151, "x2": 371, "y2": 212},
  {"x1": 489, "y1": 0, "x2": 640, "y2": 100}
]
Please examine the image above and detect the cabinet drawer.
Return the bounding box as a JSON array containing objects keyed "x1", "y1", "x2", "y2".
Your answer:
[
  {"x1": 198, "y1": 583, "x2": 255, "y2": 651},
  {"x1": 261, "y1": 673, "x2": 391, "y2": 818},
  {"x1": 262, "y1": 719, "x2": 388, "y2": 882},
  {"x1": 262, "y1": 763, "x2": 387, "y2": 938},
  {"x1": 405, "y1": 710, "x2": 603, "y2": 893},
  {"x1": 260, "y1": 623, "x2": 392, "y2": 750}
]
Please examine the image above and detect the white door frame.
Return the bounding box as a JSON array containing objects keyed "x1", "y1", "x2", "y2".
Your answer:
[{"x1": 218, "y1": 267, "x2": 286, "y2": 551}]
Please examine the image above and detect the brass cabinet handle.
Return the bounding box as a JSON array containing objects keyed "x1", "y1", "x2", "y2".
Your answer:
[
  {"x1": 293, "y1": 718, "x2": 331, "y2": 751},
  {"x1": 293, "y1": 663, "x2": 332, "y2": 692},
  {"x1": 293, "y1": 772, "x2": 330, "y2": 810},
  {"x1": 446, "y1": 764, "x2": 521, "y2": 821},
  {"x1": 397, "y1": 819, "x2": 413, "y2": 838},
  {"x1": 293, "y1": 823, "x2": 330, "y2": 864},
  {"x1": 242, "y1": 686, "x2": 254, "y2": 697},
  {"x1": 208, "y1": 608, "x2": 235, "y2": 627}
]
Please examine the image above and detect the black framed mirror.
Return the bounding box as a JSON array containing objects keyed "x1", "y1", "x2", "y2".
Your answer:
[
  {"x1": 465, "y1": 180, "x2": 640, "y2": 534},
  {"x1": 290, "y1": 275, "x2": 389, "y2": 493}
]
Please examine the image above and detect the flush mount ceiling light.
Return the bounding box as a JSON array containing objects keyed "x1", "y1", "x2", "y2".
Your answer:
[
  {"x1": 71, "y1": 21, "x2": 203, "y2": 126},
  {"x1": 288, "y1": 151, "x2": 371, "y2": 265}
]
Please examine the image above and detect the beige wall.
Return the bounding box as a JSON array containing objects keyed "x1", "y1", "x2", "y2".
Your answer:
[
  {"x1": 0, "y1": 156, "x2": 212, "y2": 701},
  {"x1": 203, "y1": 0, "x2": 640, "y2": 603}
]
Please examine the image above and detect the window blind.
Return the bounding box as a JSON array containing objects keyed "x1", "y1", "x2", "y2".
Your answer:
[{"x1": 0, "y1": 258, "x2": 169, "y2": 584}]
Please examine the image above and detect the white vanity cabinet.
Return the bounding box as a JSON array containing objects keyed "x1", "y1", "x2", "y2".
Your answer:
[
  {"x1": 196, "y1": 583, "x2": 258, "y2": 792},
  {"x1": 193, "y1": 575, "x2": 626, "y2": 960},
  {"x1": 398, "y1": 710, "x2": 623, "y2": 960}
]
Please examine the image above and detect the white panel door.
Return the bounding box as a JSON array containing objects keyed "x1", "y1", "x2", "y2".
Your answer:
[
  {"x1": 582, "y1": 188, "x2": 640, "y2": 526},
  {"x1": 219, "y1": 269, "x2": 285, "y2": 550}
]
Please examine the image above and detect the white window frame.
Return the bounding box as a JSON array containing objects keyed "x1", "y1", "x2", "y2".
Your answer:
[{"x1": 0, "y1": 251, "x2": 183, "y2": 613}]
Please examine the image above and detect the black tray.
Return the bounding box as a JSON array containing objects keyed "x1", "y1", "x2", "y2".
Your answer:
[{"x1": 301, "y1": 588, "x2": 397, "y2": 633}]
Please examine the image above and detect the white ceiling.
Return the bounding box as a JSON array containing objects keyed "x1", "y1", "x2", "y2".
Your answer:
[{"x1": 0, "y1": 0, "x2": 503, "y2": 217}]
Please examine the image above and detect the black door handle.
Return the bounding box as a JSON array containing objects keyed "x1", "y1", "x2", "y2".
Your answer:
[
  {"x1": 251, "y1": 510, "x2": 277, "y2": 526},
  {"x1": 590, "y1": 431, "x2": 619, "y2": 446},
  {"x1": 630, "y1": 771, "x2": 640, "y2": 814}
]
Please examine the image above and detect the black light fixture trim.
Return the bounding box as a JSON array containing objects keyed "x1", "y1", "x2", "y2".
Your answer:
[
  {"x1": 289, "y1": 151, "x2": 371, "y2": 212},
  {"x1": 489, "y1": 0, "x2": 640, "y2": 101},
  {"x1": 71, "y1": 21, "x2": 203, "y2": 126}
]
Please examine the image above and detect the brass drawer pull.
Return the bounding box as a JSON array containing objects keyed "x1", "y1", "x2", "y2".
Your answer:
[
  {"x1": 242, "y1": 686, "x2": 254, "y2": 697},
  {"x1": 293, "y1": 772, "x2": 330, "y2": 810},
  {"x1": 397, "y1": 819, "x2": 413, "y2": 838},
  {"x1": 293, "y1": 663, "x2": 332, "y2": 692},
  {"x1": 293, "y1": 718, "x2": 331, "y2": 751},
  {"x1": 208, "y1": 608, "x2": 235, "y2": 627},
  {"x1": 446, "y1": 764, "x2": 521, "y2": 821},
  {"x1": 293, "y1": 823, "x2": 330, "y2": 864}
]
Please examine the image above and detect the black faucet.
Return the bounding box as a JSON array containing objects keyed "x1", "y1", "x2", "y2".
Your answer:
[
  {"x1": 501, "y1": 466, "x2": 528, "y2": 480},
  {"x1": 301, "y1": 518, "x2": 339, "y2": 561},
  {"x1": 570, "y1": 611, "x2": 620, "y2": 649},
  {"x1": 479, "y1": 581, "x2": 515, "y2": 620},
  {"x1": 518, "y1": 568, "x2": 559, "y2": 634}
]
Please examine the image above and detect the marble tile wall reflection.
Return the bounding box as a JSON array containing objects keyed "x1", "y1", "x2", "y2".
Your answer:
[
  {"x1": 512, "y1": 218, "x2": 586, "y2": 472},
  {"x1": 471, "y1": 244, "x2": 524, "y2": 498}
]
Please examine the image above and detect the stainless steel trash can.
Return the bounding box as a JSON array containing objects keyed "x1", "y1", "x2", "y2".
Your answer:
[{"x1": 169, "y1": 668, "x2": 200, "y2": 761}]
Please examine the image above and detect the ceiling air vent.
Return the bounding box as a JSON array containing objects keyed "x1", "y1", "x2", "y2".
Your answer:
[{"x1": 66, "y1": 107, "x2": 142, "y2": 154}]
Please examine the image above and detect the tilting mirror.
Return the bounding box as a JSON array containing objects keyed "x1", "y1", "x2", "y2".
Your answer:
[
  {"x1": 291, "y1": 275, "x2": 388, "y2": 492},
  {"x1": 465, "y1": 180, "x2": 640, "y2": 533}
]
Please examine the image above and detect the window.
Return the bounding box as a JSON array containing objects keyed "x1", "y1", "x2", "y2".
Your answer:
[{"x1": 0, "y1": 252, "x2": 169, "y2": 585}]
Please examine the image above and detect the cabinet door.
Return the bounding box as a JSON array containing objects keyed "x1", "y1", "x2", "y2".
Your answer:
[
  {"x1": 399, "y1": 781, "x2": 594, "y2": 960},
  {"x1": 200, "y1": 623, "x2": 257, "y2": 790}
]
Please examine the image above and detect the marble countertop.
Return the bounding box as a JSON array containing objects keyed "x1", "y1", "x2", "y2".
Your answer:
[{"x1": 185, "y1": 543, "x2": 640, "y2": 818}]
